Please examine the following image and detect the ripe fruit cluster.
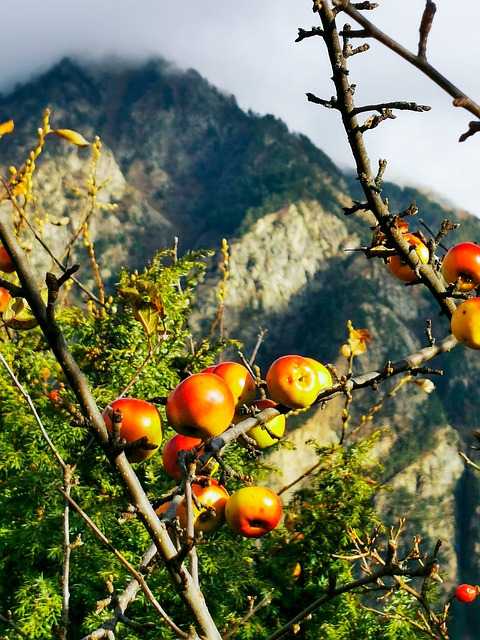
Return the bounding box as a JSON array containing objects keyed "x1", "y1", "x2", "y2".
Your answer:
[
  {"x1": 101, "y1": 356, "x2": 330, "y2": 539},
  {"x1": 160, "y1": 356, "x2": 330, "y2": 538},
  {"x1": 441, "y1": 242, "x2": 480, "y2": 350},
  {"x1": 384, "y1": 233, "x2": 480, "y2": 351},
  {"x1": 165, "y1": 356, "x2": 331, "y2": 446}
]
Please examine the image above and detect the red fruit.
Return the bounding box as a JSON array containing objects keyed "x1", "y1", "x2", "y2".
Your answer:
[
  {"x1": 442, "y1": 242, "x2": 480, "y2": 292},
  {"x1": 0, "y1": 246, "x2": 14, "y2": 273},
  {"x1": 266, "y1": 355, "x2": 321, "y2": 409},
  {"x1": 165, "y1": 373, "x2": 235, "y2": 440},
  {"x1": 455, "y1": 584, "x2": 479, "y2": 603},
  {"x1": 102, "y1": 397, "x2": 163, "y2": 463},
  {"x1": 49, "y1": 390, "x2": 61, "y2": 403},
  {"x1": 225, "y1": 485, "x2": 282, "y2": 538},
  {"x1": 162, "y1": 433, "x2": 203, "y2": 480},
  {"x1": 0, "y1": 287, "x2": 11, "y2": 313}
]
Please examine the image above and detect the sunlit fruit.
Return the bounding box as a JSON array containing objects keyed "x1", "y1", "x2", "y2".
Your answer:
[
  {"x1": 387, "y1": 233, "x2": 429, "y2": 283},
  {"x1": 0, "y1": 245, "x2": 14, "y2": 273},
  {"x1": 304, "y1": 357, "x2": 332, "y2": 390},
  {"x1": 165, "y1": 372, "x2": 236, "y2": 440},
  {"x1": 442, "y1": 242, "x2": 480, "y2": 292},
  {"x1": 156, "y1": 477, "x2": 229, "y2": 534},
  {"x1": 102, "y1": 397, "x2": 163, "y2": 462},
  {"x1": 0, "y1": 287, "x2": 11, "y2": 313},
  {"x1": 450, "y1": 298, "x2": 480, "y2": 349},
  {"x1": 205, "y1": 361, "x2": 256, "y2": 408},
  {"x1": 242, "y1": 399, "x2": 286, "y2": 449},
  {"x1": 266, "y1": 355, "x2": 321, "y2": 409},
  {"x1": 225, "y1": 485, "x2": 282, "y2": 538},
  {"x1": 455, "y1": 584, "x2": 479, "y2": 603}
]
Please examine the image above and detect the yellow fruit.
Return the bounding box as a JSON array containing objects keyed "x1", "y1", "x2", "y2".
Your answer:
[
  {"x1": 304, "y1": 357, "x2": 332, "y2": 391},
  {"x1": 450, "y1": 298, "x2": 480, "y2": 349}
]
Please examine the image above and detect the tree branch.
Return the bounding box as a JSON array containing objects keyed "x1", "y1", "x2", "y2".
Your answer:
[
  {"x1": 0, "y1": 217, "x2": 221, "y2": 639},
  {"x1": 332, "y1": 0, "x2": 480, "y2": 140},
  {"x1": 59, "y1": 488, "x2": 189, "y2": 640}
]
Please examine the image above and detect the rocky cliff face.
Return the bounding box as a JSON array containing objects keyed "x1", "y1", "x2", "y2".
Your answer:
[{"x1": 1, "y1": 57, "x2": 479, "y2": 612}]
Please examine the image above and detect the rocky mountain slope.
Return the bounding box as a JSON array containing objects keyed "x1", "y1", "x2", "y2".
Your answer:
[{"x1": 1, "y1": 57, "x2": 479, "y2": 635}]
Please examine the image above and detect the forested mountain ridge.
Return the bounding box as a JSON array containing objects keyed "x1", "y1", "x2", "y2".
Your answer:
[{"x1": 0, "y1": 57, "x2": 479, "y2": 635}]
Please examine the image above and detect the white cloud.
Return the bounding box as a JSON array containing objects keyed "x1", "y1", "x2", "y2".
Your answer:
[{"x1": 1, "y1": 0, "x2": 479, "y2": 214}]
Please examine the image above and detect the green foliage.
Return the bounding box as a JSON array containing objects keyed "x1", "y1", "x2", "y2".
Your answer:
[
  {"x1": 0, "y1": 275, "x2": 447, "y2": 639},
  {"x1": 0, "y1": 245, "x2": 449, "y2": 639}
]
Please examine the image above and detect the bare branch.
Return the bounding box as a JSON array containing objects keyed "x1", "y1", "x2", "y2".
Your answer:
[
  {"x1": 0, "y1": 210, "x2": 222, "y2": 640},
  {"x1": 306, "y1": 92, "x2": 337, "y2": 109},
  {"x1": 418, "y1": 1, "x2": 437, "y2": 59},
  {"x1": 223, "y1": 590, "x2": 274, "y2": 640},
  {"x1": 353, "y1": 101, "x2": 431, "y2": 116},
  {"x1": 0, "y1": 612, "x2": 29, "y2": 638},
  {"x1": 296, "y1": 26, "x2": 324, "y2": 42},
  {"x1": 332, "y1": 0, "x2": 480, "y2": 139}
]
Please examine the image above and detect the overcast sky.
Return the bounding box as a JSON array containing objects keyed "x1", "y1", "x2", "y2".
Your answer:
[{"x1": 2, "y1": 1, "x2": 480, "y2": 216}]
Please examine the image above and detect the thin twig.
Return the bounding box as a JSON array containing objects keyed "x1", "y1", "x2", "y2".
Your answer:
[
  {"x1": 459, "y1": 451, "x2": 480, "y2": 472},
  {"x1": 118, "y1": 335, "x2": 165, "y2": 399},
  {"x1": 0, "y1": 612, "x2": 29, "y2": 638},
  {"x1": 57, "y1": 487, "x2": 189, "y2": 639},
  {"x1": 79, "y1": 544, "x2": 161, "y2": 640},
  {"x1": 0, "y1": 350, "x2": 66, "y2": 470},
  {"x1": 353, "y1": 101, "x2": 431, "y2": 115},
  {"x1": 277, "y1": 460, "x2": 322, "y2": 496},
  {"x1": 222, "y1": 590, "x2": 274, "y2": 640},
  {"x1": 418, "y1": 0, "x2": 437, "y2": 60},
  {"x1": 0, "y1": 350, "x2": 73, "y2": 637},
  {"x1": 0, "y1": 179, "x2": 107, "y2": 306}
]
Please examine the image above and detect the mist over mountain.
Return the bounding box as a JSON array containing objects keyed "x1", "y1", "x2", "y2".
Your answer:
[{"x1": 1, "y1": 57, "x2": 479, "y2": 637}]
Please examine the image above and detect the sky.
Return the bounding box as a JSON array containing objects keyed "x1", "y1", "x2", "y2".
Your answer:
[{"x1": 2, "y1": 1, "x2": 480, "y2": 216}]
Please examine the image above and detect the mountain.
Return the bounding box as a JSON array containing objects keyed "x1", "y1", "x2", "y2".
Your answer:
[{"x1": 1, "y1": 57, "x2": 479, "y2": 637}]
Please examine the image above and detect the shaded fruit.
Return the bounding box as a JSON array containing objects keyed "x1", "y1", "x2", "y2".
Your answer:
[{"x1": 387, "y1": 233, "x2": 429, "y2": 283}]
